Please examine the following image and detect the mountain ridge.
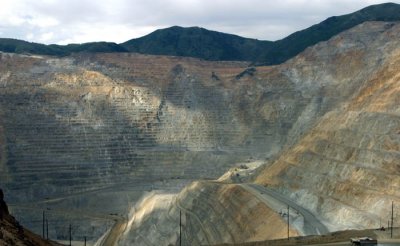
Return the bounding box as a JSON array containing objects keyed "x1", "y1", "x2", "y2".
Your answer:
[
  {"x1": 0, "y1": 19, "x2": 399, "y2": 245},
  {"x1": 0, "y1": 2, "x2": 399, "y2": 64},
  {"x1": 121, "y1": 25, "x2": 271, "y2": 61}
]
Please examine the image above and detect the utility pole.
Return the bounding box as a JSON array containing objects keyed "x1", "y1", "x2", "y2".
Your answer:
[
  {"x1": 42, "y1": 211, "x2": 45, "y2": 238},
  {"x1": 69, "y1": 224, "x2": 72, "y2": 246},
  {"x1": 84, "y1": 236, "x2": 86, "y2": 246},
  {"x1": 46, "y1": 219, "x2": 49, "y2": 240},
  {"x1": 287, "y1": 205, "x2": 290, "y2": 240},
  {"x1": 180, "y1": 210, "x2": 182, "y2": 246},
  {"x1": 391, "y1": 201, "x2": 394, "y2": 238}
]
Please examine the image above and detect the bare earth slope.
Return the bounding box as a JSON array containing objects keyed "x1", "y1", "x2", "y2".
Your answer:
[
  {"x1": 117, "y1": 22, "x2": 400, "y2": 245},
  {"x1": 0, "y1": 21, "x2": 399, "y2": 244},
  {"x1": 0, "y1": 24, "x2": 360, "y2": 243},
  {"x1": 255, "y1": 22, "x2": 400, "y2": 231},
  {"x1": 0, "y1": 189, "x2": 59, "y2": 246},
  {"x1": 0, "y1": 47, "x2": 325, "y2": 242},
  {"x1": 119, "y1": 181, "x2": 299, "y2": 245}
]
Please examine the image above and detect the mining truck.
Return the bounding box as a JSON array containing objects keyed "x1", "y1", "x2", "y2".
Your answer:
[{"x1": 350, "y1": 237, "x2": 377, "y2": 246}]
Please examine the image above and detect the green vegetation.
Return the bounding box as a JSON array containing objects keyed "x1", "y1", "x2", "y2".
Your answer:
[
  {"x1": 262, "y1": 2, "x2": 400, "y2": 65},
  {"x1": 0, "y1": 39, "x2": 127, "y2": 56},
  {"x1": 60, "y1": 42, "x2": 128, "y2": 53},
  {"x1": 121, "y1": 2, "x2": 400, "y2": 65},
  {"x1": 0, "y1": 3, "x2": 399, "y2": 64},
  {"x1": 121, "y1": 26, "x2": 272, "y2": 61},
  {"x1": 0, "y1": 38, "x2": 68, "y2": 56}
]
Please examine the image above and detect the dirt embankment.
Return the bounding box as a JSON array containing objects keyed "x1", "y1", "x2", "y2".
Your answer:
[{"x1": 0, "y1": 188, "x2": 61, "y2": 246}]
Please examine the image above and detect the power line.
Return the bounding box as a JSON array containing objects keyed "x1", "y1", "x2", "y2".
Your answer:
[
  {"x1": 69, "y1": 224, "x2": 72, "y2": 246},
  {"x1": 46, "y1": 219, "x2": 48, "y2": 240},
  {"x1": 42, "y1": 211, "x2": 45, "y2": 239}
]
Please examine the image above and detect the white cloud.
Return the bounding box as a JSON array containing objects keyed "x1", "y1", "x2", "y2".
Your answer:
[
  {"x1": 0, "y1": 0, "x2": 399, "y2": 44},
  {"x1": 56, "y1": 24, "x2": 164, "y2": 45},
  {"x1": 39, "y1": 32, "x2": 54, "y2": 42},
  {"x1": 25, "y1": 33, "x2": 34, "y2": 40},
  {"x1": 27, "y1": 16, "x2": 59, "y2": 28}
]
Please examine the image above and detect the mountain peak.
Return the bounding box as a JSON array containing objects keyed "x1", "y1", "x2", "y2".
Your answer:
[
  {"x1": 0, "y1": 3, "x2": 399, "y2": 64},
  {"x1": 121, "y1": 25, "x2": 266, "y2": 61},
  {"x1": 120, "y1": 2, "x2": 400, "y2": 64}
]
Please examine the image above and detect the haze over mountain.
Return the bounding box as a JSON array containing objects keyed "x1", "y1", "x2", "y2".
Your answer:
[{"x1": 1, "y1": 3, "x2": 400, "y2": 65}]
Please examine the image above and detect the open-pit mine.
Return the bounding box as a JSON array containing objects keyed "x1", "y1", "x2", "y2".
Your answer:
[{"x1": 0, "y1": 21, "x2": 400, "y2": 246}]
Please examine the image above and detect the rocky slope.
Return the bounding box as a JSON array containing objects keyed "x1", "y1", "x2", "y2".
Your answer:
[
  {"x1": 0, "y1": 52, "x2": 248, "y2": 242},
  {"x1": 119, "y1": 181, "x2": 298, "y2": 246},
  {"x1": 255, "y1": 21, "x2": 400, "y2": 231},
  {"x1": 0, "y1": 189, "x2": 57, "y2": 246},
  {"x1": 0, "y1": 21, "x2": 399, "y2": 245},
  {"x1": 0, "y1": 37, "x2": 328, "y2": 242},
  {"x1": 114, "y1": 21, "x2": 400, "y2": 245}
]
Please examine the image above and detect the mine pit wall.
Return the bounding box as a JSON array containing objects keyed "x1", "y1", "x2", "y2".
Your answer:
[
  {"x1": 0, "y1": 21, "x2": 398, "y2": 242},
  {"x1": 119, "y1": 21, "x2": 400, "y2": 243},
  {"x1": 0, "y1": 53, "x2": 272, "y2": 201},
  {"x1": 175, "y1": 182, "x2": 299, "y2": 245},
  {"x1": 119, "y1": 181, "x2": 298, "y2": 246},
  {"x1": 0, "y1": 52, "x2": 307, "y2": 241},
  {"x1": 255, "y1": 30, "x2": 400, "y2": 231},
  {"x1": 121, "y1": 22, "x2": 400, "y2": 243},
  {"x1": 0, "y1": 123, "x2": 9, "y2": 182}
]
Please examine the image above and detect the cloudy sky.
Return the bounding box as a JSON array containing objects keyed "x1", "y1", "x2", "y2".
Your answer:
[{"x1": 0, "y1": 0, "x2": 399, "y2": 44}]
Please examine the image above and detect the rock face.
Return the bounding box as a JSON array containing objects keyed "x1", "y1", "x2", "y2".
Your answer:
[
  {"x1": 0, "y1": 45, "x2": 326, "y2": 240},
  {"x1": 117, "y1": 22, "x2": 400, "y2": 245},
  {"x1": 0, "y1": 189, "x2": 9, "y2": 219},
  {"x1": 0, "y1": 21, "x2": 399, "y2": 244},
  {"x1": 0, "y1": 188, "x2": 56, "y2": 246},
  {"x1": 119, "y1": 181, "x2": 298, "y2": 245},
  {"x1": 255, "y1": 21, "x2": 400, "y2": 231}
]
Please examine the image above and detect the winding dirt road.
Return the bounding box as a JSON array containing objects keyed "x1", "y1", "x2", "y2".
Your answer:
[
  {"x1": 98, "y1": 218, "x2": 127, "y2": 246},
  {"x1": 240, "y1": 183, "x2": 329, "y2": 236}
]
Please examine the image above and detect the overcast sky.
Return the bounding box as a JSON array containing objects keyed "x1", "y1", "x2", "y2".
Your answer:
[{"x1": 0, "y1": 0, "x2": 399, "y2": 44}]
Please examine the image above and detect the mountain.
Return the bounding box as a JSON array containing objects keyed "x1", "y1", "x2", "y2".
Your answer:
[
  {"x1": 121, "y1": 2, "x2": 400, "y2": 64},
  {"x1": 264, "y1": 2, "x2": 400, "y2": 64},
  {"x1": 0, "y1": 38, "x2": 127, "y2": 56},
  {"x1": 0, "y1": 3, "x2": 399, "y2": 64},
  {"x1": 0, "y1": 38, "x2": 68, "y2": 56},
  {"x1": 121, "y1": 25, "x2": 272, "y2": 61},
  {"x1": 117, "y1": 21, "x2": 400, "y2": 244},
  {"x1": 57, "y1": 41, "x2": 128, "y2": 53},
  {"x1": 1, "y1": 20, "x2": 399, "y2": 244}
]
